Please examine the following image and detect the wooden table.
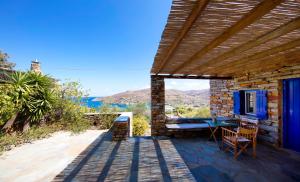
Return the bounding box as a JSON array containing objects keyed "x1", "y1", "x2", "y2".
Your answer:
[{"x1": 204, "y1": 120, "x2": 237, "y2": 149}]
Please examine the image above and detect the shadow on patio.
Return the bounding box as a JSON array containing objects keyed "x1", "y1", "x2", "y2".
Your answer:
[
  {"x1": 53, "y1": 131, "x2": 195, "y2": 182},
  {"x1": 53, "y1": 131, "x2": 300, "y2": 182}
]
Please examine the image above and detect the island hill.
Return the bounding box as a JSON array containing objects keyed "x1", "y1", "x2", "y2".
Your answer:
[{"x1": 94, "y1": 88, "x2": 209, "y2": 107}]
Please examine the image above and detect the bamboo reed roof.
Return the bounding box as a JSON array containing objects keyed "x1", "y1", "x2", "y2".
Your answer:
[{"x1": 151, "y1": 0, "x2": 300, "y2": 77}]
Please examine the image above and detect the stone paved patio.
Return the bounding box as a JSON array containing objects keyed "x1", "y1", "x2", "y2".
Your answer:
[{"x1": 54, "y1": 131, "x2": 300, "y2": 182}]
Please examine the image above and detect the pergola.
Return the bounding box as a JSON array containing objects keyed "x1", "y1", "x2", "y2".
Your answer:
[{"x1": 150, "y1": 0, "x2": 300, "y2": 136}]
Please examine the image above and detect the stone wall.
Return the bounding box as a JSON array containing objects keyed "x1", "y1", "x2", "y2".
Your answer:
[
  {"x1": 210, "y1": 80, "x2": 234, "y2": 117},
  {"x1": 84, "y1": 113, "x2": 119, "y2": 129},
  {"x1": 210, "y1": 64, "x2": 300, "y2": 146},
  {"x1": 85, "y1": 112, "x2": 133, "y2": 140},
  {"x1": 112, "y1": 112, "x2": 133, "y2": 140},
  {"x1": 151, "y1": 75, "x2": 166, "y2": 136},
  {"x1": 112, "y1": 117, "x2": 129, "y2": 141}
]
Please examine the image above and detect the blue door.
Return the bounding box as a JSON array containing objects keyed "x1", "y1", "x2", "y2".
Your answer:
[{"x1": 283, "y1": 78, "x2": 300, "y2": 152}]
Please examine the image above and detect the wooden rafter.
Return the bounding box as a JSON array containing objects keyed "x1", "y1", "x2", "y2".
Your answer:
[
  {"x1": 212, "y1": 39, "x2": 300, "y2": 74},
  {"x1": 170, "y1": 0, "x2": 283, "y2": 75},
  {"x1": 151, "y1": 74, "x2": 232, "y2": 80},
  {"x1": 222, "y1": 50, "x2": 300, "y2": 75},
  {"x1": 195, "y1": 17, "x2": 300, "y2": 74},
  {"x1": 155, "y1": 0, "x2": 209, "y2": 74}
]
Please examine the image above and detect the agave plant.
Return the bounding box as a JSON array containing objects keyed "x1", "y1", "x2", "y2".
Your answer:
[
  {"x1": 1, "y1": 72, "x2": 32, "y2": 131},
  {"x1": 1, "y1": 71, "x2": 56, "y2": 132},
  {"x1": 6, "y1": 71, "x2": 32, "y2": 107}
]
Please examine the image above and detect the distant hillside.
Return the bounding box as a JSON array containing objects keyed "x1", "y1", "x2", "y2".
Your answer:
[{"x1": 96, "y1": 88, "x2": 209, "y2": 107}]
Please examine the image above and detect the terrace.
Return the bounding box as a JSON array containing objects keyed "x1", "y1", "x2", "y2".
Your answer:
[
  {"x1": 2, "y1": 127, "x2": 299, "y2": 181},
  {"x1": 53, "y1": 131, "x2": 300, "y2": 182},
  {"x1": 1, "y1": 0, "x2": 300, "y2": 181}
]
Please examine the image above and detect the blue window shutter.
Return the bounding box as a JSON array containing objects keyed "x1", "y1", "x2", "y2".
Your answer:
[
  {"x1": 239, "y1": 91, "x2": 245, "y2": 115},
  {"x1": 256, "y1": 90, "x2": 268, "y2": 119},
  {"x1": 233, "y1": 91, "x2": 240, "y2": 114}
]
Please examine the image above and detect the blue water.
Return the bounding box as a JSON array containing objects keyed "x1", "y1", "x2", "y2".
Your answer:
[{"x1": 80, "y1": 97, "x2": 128, "y2": 110}]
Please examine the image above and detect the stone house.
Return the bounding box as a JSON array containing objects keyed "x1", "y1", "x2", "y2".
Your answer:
[{"x1": 150, "y1": 0, "x2": 300, "y2": 152}]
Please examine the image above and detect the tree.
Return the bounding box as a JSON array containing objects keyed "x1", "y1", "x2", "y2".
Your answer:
[
  {"x1": 0, "y1": 50, "x2": 15, "y2": 70},
  {"x1": 125, "y1": 103, "x2": 148, "y2": 117},
  {"x1": 49, "y1": 80, "x2": 91, "y2": 133}
]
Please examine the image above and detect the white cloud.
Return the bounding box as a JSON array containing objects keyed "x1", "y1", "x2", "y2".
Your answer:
[{"x1": 165, "y1": 79, "x2": 209, "y2": 90}]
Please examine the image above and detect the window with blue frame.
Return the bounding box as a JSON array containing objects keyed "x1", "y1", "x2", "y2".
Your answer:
[
  {"x1": 233, "y1": 90, "x2": 268, "y2": 120},
  {"x1": 245, "y1": 90, "x2": 256, "y2": 115}
]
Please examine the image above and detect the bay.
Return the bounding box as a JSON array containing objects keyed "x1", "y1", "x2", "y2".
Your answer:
[{"x1": 80, "y1": 97, "x2": 128, "y2": 110}]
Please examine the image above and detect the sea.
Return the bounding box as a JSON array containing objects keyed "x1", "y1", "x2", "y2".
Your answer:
[{"x1": 80, "y1": 97, "x2": 128, "y2": 110}]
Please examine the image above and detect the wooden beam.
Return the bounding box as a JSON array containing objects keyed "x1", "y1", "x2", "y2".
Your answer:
[
  {"x1": 151, "y1": 74, "x2": 232, "y2": 80},
  {"x1": 155, "y1": 0, "x2": 209, "y2": 74},
  {"x1": 196, "y1": 17, "x2": 300, "y2": 74},
  {"x1": 224, "y1": 53, "x2": 300, "y2": 76},
  {"x1": 170, "y1": 0, "x2": 283, "y2": 74},
  {"x1": 213, "y1": 39, "x2": 300, "y2": 74},
  {"x1": 225, "y1": 51, "x2": 300, "y2": 74}
]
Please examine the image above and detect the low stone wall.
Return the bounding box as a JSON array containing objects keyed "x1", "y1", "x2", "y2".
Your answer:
[
  {"x1": 210, "y1": 64, "x2": 300, "y2": 146},
  {"x1": 112, "y1": 116, "x2": 129, "y2": 141},
  {"x1": 84, "y1": 112, "x2": 133, "y2": 140},
  {"x1": 112, "y1": 112, "x2": 133, "y2": 141},
  {"x1": 84, "y1": 113, "x2": 119, "y2": 129}
]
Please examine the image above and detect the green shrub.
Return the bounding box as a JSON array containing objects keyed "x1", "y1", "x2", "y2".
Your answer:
[
  {"x1": 174, "y1": 105, "x2": 187, "y2": 115},
  {"x1": 193, "y1": 107, "x2": 211, "y2": 118},
  {"x1": 47, "y1": 80, "x2": 92, "y2": 133},
  {"x1": 0, "y1": 85, "x2": 15, "y2": 126},
  {"x1": 97, "y1": 114, "x2": 118, "y2": 129},
  {"x1": 125, "y1": 103, "x2": 148, "y2": 116},
  {"x1": 178, "y1": 106, "x2": 211, "y2": 118},
  {"x1": 0, "y1": 53, "x2": 95, "y2": 153},
  {"x1": 133, "y1": 116, "x2": 149, "y2": 136},
  {"x1": 57, "y1": 100, "x2": 91, "y2": 133},
  {"x1": 97, "y1": 104, "x2": 120, "y2": 129}
]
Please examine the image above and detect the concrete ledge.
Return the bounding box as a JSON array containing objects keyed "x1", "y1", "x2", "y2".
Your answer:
[{"x1": 166, "y1": 123, "x2": 209, "y2": 130}]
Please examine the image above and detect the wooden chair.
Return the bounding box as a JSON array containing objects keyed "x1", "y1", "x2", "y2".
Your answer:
[
  {"x1": 221, "y1": 125, "x2": 258, "y2": 159},
  {"x1": 233, "y1": 118, "x2": 258, "y2": 130}
]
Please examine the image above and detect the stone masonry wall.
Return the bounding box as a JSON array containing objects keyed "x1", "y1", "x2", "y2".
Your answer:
[
  {"x1": 112, "y1": 120, "x2": 129, "y2": 141},
  {"x1": 210, "y1": 64, "x2": 300, "y2": 146},
  {"x1": 210, "y1": 80, "x2": 234, "y2": 117},
  {"x1": 151, "y1": 75, "x2": 166, "y2": 136},
  {"x1": 84, "y1": 113, "x2": 119, "y2": 129}
]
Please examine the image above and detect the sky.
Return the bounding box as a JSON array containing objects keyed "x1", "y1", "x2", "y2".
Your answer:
[{"x1": 0, "y1": 0, "x2": 209, "y2": 96}]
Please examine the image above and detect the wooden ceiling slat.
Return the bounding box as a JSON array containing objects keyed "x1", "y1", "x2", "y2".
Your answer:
[
  {"x1": 212, "y1": 39, "x2": 300, "y2": 74},
  {"x1": 194, "y1": 17, "x2": 300, "y2": 74},
  {"x1": 220, "y1": 49, "x2": 300, "y2": 75},
  {"x1": 155, "y1": 0, "x2": 210, "y2": 74},
  {"x1": 169, "y1": 0, "x2": 283, "y2": 74},
  {"x1": 152, "y1": 0, "x2": 300, "y2": 77},
  {"x1": 151, "y1": 74, "x2": 232, "y2": 80}
]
